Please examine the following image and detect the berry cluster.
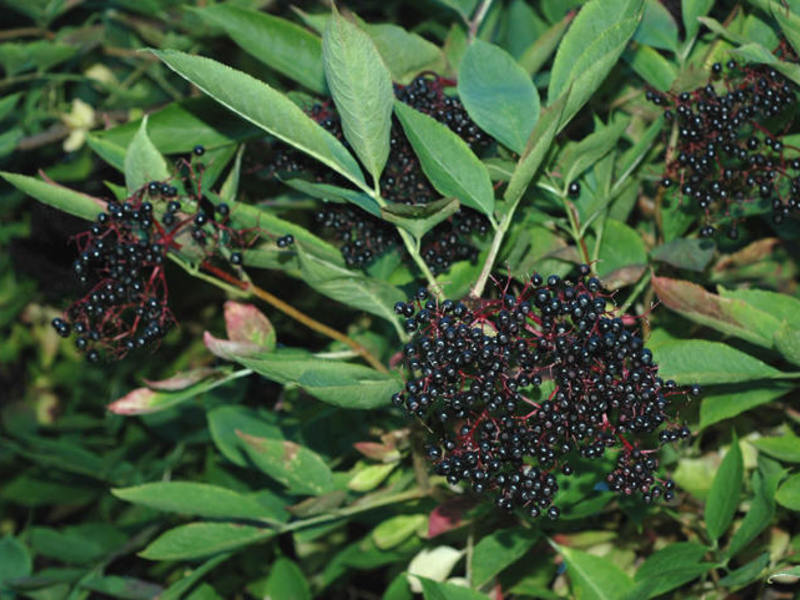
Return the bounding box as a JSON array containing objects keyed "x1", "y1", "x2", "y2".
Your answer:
[
  {"x1": 51, "y1": 155, "x2": 259, "y2": 362},
  {"x1": 268, "y1": 74, "x2": 493, "y2": 272},
  {"x1": 391, "y1": 269, "x2": 699, "y2": 518},
  {"x1": 649, "y1": 55, "x2": 799, "y2": 237}
]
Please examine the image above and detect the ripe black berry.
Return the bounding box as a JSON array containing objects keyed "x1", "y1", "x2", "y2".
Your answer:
[
  {"x1": 567, "y1": 181, "x2": 581, "y2": 198},
  {"x1": 193, "y1": 145, "x2": 205, "y2": 156}
]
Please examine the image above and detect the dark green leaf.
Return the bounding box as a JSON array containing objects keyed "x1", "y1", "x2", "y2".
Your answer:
[
  {"x1": 457, "y1": 40, "x2": 539, "y2": 154},
  {"x1": 699, "y1": 382, "x2": 792, "y2": 430},
  {"x1": 705, "y1": 436, "x2": 744, "y2": 542},
  {"x1": 732, "y1": 42, "x2": 800, "y2": 87},
  {"x1": 418, "y1": 577, "x2": 490, "y2": 600},
  {"x1": 555, "y1": 542, "x2": 635, "y2": 600},
  {"x1": 323, "y1": 7, "x2": 393, "y2": 181},
  {"x1": 394, "y1": 101, "x2": 494, "y2": 218},
  {"x1": 196, "y1": 4, "x2": 326, "y2": 94},
  {"x1": 207, "y1": 406, "x2": 284, "y2": 469},
  {"x1": 726, "y1": 462, "x2": 783, "y2": 558},
  {"x1": 79, "y1": 575, "x2": 163, "y2": 600},
  {"x1": 594, "y1": 220, "x2": 647, "y2": 279},
  {"x1": 651, "y1": 238, "x2": 715, "y2": 272},
  {"x1": 518, "y1": 12, "x2": 573, "y2": 76},
  {"x1": 0, "y1": 537, "x2": 31, "y2": 589},
  {"x1": 139, "y1": 523, "x2": 272, "y2": 561},
  {"x1": 471, "y1": 528, "x2": 540, "y2": 588},
  {"x1": 364, "y1": 23, "x2": 445, "y2": 83},
  {"x1": 718, "y1": 552, "x2": 769, "y2": 587},
  {"x1": 151, "y1": 49, "x2": 365, "y2": 188},
  {"x1": 283, "y1": 178, "x2": 381, "y2": 217}
]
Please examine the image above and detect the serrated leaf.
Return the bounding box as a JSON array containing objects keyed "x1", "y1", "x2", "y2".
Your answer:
[
  {"x1": 653, "y1": 340, "x2": 783, "y2": 385},
  {"x1": 0, "y1": 171, "x2": 105, "y2": 222},
  {"x1": 653, "y1": 276, "x2": 780, "y2": 348},
  {"x1": 705, "y1": 436, "x2": 744, "y2": 541},
  {"x1": 549, "y1": 0, "x2": 643, "y2": 127},
  {"x1": 151, "y1": 49, "x2": 365, "y2": 189},
  {"x1": 196, "y1": 4, "x2": 326, "y2": 94},
  {"x1": 323, "y1": 7, "x2": 393, "y2": 182},
  {"x1": 124, "y1": 116, "x2": 169, "y2": 194},
  {"x1": 457, "y1": 40, "x2": 539, "y2": 154},
  {"x1": 394, "y1": 101, "x2": 494, "y2": 218}
]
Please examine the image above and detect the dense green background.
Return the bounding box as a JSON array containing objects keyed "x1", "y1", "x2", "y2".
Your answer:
[{"x1": 1, "y1": 1, "x2": 799, "y2": 599}]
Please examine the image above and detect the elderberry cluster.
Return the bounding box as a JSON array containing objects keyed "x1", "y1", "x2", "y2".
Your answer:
[
  {"x1": 391, "y1": 269, "x2": 699, "y2": 518},
  {"x1": 51, "y1": 156, "x2": 259, "y2": 362},
  {"x1": 649, "y1": 54, "x2": 800, "y2": 237},
  {"x1": 268, "y1": 74, "x2": 493, "y2": 273}
]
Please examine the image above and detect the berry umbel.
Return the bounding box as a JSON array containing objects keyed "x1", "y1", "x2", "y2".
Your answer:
[{"x1": 392, "y1": 270, "x2": 698, "y2": 518}]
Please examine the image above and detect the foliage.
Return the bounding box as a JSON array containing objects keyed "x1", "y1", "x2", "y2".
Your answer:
[{"x1": 2, "y1": 0, "x2": 800, "y2": 599}]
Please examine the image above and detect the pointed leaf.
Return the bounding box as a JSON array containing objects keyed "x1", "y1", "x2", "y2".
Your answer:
[
  {"x1": 224, "y1": 301, "x2": 276, "y2": 351},
  {"x1": 323, "y1": 7, "x2": 393, "y2": 181},
  {"x1": 381, "y1": 197, "x2": 460, "y2": 239},
  {"x1": 457, "y1": 40, "x2": 539, "y2": 154},
  {"x1": 555, "y1": 542, "x2": 634, "y2": 600},
  {"x1": 196, "y1": 4, "x2": 326, "y2": 94},
  {"x1": 151, "y1": 49, "x2": 365, "y2": 188},
  {"x1": 139, "y1": 523, "x2": 272, "y2": 561},
  {"x1": 654, "y1": 340, "x2": 783, "y2": 385},
  {"x1": 0, "y1": 171, "x2": 105, "y2": 221},
  {"x1": 394, "y1": 101, "x2": 494, "y2": 218},
  {"x1": 705, "y1": 437, "x2": 744, "y2": 541},
  {"x1": 124, "y1": 116, "x2": 169, "y2": 194},
  {"x1": 775, "y1": 473, "x2": 800, "y2": 510}
]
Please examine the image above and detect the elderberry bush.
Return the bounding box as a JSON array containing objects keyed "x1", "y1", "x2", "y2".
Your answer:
[
  {"x1": 650, "y1": 49, "x2": 800, "y2": 237},
  {"x1": 392, "y1": 270, "x2": 699, "y2": 518},
  {"x1": 267, "y1": 74, "x2": 492, "y2": 272}
]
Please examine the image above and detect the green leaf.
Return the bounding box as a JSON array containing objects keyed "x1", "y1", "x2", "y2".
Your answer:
[
  {"x1": 717, "y1": 288, "x2": 800, "y2": 329},
  {"x1": 160, "y1": 554, "x2": 231, "y2": 600},
  {"x1": 381, "y1": 198, "x2": 460, "y2": 239},
  {"x1": 718, "y1": 552, "x2": 770, "y2": 587},
  {"x1": 699, "y1": 382, "x2": 792, "y2": 430},
  {"x1": 504, "y1": 92, "x2": 568, "y2": 205},
  {"x1": 705, "y1": 436, "x2": 744, "y2": 542},
  {"x1": 79, "y1": 574, "x2": 163, "y2": 599},
  {"x1": 775, "y1": 321, "x2": 800, "y2": 366},
  {"x1": 139, "y1": 523, "x2": 272, "y2": 561},
  {"x1": 295, "y1": 362, "x2": 403, "y2": 409},
  {"x1": 0, "y1": 537, "x2": 32, "y2": 589},
  {"x1": 682, "y1": 0, "x2": 715, "y2": 40},
  {"x1": 236, "y1": 431, "x2": 335, "y2": 496},
  {"x1": 594, "y1": 219, "x2": 647, "y2": 279},
  {"x1": 652, "y1": 277, "x2": 780, "y2": 348},
  {"x1": 323, "y1": 7, "x2": 393, "y2": 182},
  {"x1": 372, "y1": 514, "x2": 426, "y2": 550},
  {"x1": 0, "y1": 171, "x2": 104, "y2": 222},
  {"x1": 418, "y1": 577, "x2": 490, "y2": 600},
  {"x1": 555, "y1": 542, "x2": 634, "y2": 600},
  {"x1": 457, "y1": 40, "x2": 539, "y2": 154},
  {"x1": 124, "y1": 116, "x2": 169, "y2": 194},
  {"x1": 635, "y1": 0, "x2": 679, "y2": 52},
  {"x1": 726, "y1": 460, "x2": 783, "y2": 558},
  {"x1": 775, "y1": 473, "x2": 800, "y2": 510},
  {"x1": 548, "y1": 0, "x2": 643, "y2": 127},
  {"x1": 731, "y1": 42, "x2": 800, "y2": 87},
  {"x1": 112, "y1": 482, "x2": 282, "y2": 521},
  {"x1": 207, "y1": 406, "x2": 284, "y2": 469},
  {"x1": 394, "y1": 101, "x2": 494, "y2": 218},
  {"x1": 364, "y1": 23, "x2": 445, "y2": 83},
  {"x1": 265, "y1": 558, "x2": 311, "y2": 600},
  {"x1": 30, "y1": 524, "x2": 126, "y2": 565},
  {"x1": 196, "y1": 4, "x2": 326, "y2": 94},
  {"x1": 625, "y1": 44, "x2": 678, "y2": 91},
  {"x1": 560, "y1": 117, "x2": 629, "y2": 185},
  {"x1": 471, "y1": 528, "x2": 539, "y2": 588},
  {"x1": 283, "y1": 178, "x2": 381, "y2": 217},
  {"x1": 518, "y1": 12, "x2": 573, "y2": 76},
  {"x1": 750, "y1": 434, "x2": 800, "y2": 463},
  {"x1": 629, "y1": 542, "x2": 713, "y2": 599},
  {"x1": 654, "y1": 340, "x2": 783, "y2": 385},
  {"x1": 651, "y1": 238, "x2": 715, "y2": 272},
  {"x1": 151, "y1": 49, "x2": 365, "y2": 189}
]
